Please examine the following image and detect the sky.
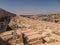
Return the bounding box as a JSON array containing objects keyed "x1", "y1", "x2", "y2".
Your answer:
[{"x1": 0, "y1": 0, "x2": 60, "y2": 15}]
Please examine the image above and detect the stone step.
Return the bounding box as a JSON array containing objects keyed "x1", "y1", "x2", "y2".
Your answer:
[
  {"x1": 24, "y1": 31, "x2": 39, "y2": 36},
  {"x1": 28, "y1": 40, "x2": 41, "y2": 45},
  {"x1": 22, "y1": 29, "x2": 42, "y2": 33},
  {"x1": 27, "y1": 38, "x2": 39, "y2": 42},
  {"x1": 22, "y1": 29, "x2": 33, "y2": 33},
  {"x1": 27, "y1": 34, "x2": 41, "y2": 41},
  {"x1": 24, "y1": 30, "x2": 42, "y2": 36},
  {"x1": 1, "y1": 35, "x2": 13, "y2": 40}
]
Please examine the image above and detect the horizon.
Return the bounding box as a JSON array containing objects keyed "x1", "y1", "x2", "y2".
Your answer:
[{"x1": 0, "y1": 0, "x2": 60, "y2": 15}]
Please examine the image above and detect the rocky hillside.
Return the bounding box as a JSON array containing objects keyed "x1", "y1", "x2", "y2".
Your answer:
[
  {"x1": 0, "y1": 8, "x2": 16, "y2": 19},
  {"x1": 0, "y1": 8, "x2": 60, "y2": 45},
  {"x1": 0, "y1": 16, "x2": 60, "y2": 45},
  {"x1": 21, "y1": 14, "x2": 60, "y2": 23},
  {"x1": 0, "y1": 8, "x2": 16, "y2": 33}
]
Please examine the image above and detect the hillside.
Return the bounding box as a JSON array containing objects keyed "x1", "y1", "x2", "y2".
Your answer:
[
  {"x1": 0, "y1": 8, "x2": 60, "y2": 45},
  {"x1": 0, "y1": 8, "x2": 16, "y2": 19},
  {"x1": 0, "y1": 16, "x2": 60, "y2": 45},
  {"x1": 0, "y1": 8, "x2": 16, "y2": 33},
  {"x1": 21, "y1": 14, "x2": 60, "y2": 23}
]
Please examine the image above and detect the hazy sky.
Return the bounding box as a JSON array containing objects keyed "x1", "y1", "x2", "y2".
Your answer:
[{"x1": 0, "y1": 0, "x2": 60, "y2": 15}]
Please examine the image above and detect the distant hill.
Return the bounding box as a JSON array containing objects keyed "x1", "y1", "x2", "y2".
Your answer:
[
  {"x1": 20, "y1": 14, "x2": 60, "y2": 23},
  {"x1": 0, "y1": 8, "x2": 16, "y2": 19},
  {"x1": 0, "y1": 8, "x2": 16, "y2": 32}
]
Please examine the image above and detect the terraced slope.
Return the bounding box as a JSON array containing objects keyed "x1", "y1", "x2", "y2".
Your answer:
[
  {"x1": 0, "y1": 30, "x2": 23, "y2": 45},
  {"x1": 0, "y1": 16, "x2": 60, "y2": 45},
  {"x1": 21, "y1": 14, "x2": 60, "y2": 23}
]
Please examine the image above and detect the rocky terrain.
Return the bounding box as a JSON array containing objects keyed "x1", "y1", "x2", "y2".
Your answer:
[
  {"x1": 0, "y1": 9, "x2": 60, "y2": 45},
  {"x1": 0, "y1": 8, "x2": 16, "y2": 33},
  {"x1": 0, "y1": 16, "x2": 60, "y2": 45},
  {"x1": 21, "y1": 14, "x2": 60, "y2": 23},
  {"x1": 0, "y1": 8, "x2": 16, "y2": 19}
]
